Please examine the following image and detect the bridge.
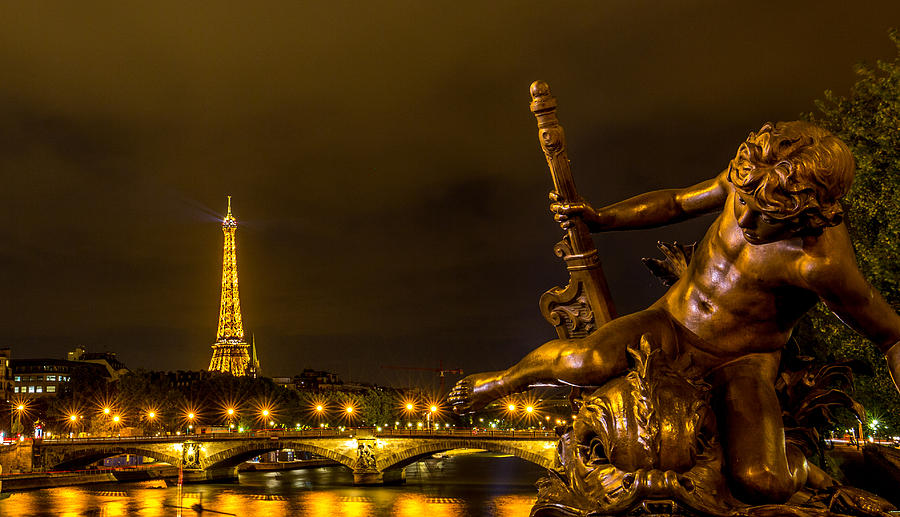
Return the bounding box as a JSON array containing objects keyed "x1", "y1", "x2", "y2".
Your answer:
[{"x1": 2, "y1": 429, "x2": 559, "y2": 485}]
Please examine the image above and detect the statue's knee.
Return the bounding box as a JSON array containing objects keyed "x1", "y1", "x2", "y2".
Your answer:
[{"x1": 731, "y1": 465, "x2": 795, "y2": 504}]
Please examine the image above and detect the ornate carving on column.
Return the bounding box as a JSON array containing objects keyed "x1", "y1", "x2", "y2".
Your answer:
[
  {"x1": 181, "y1": 441, "x2": 201, "y2": 470},
  {"x1": 352, "y1": 437, "x2": 382, "y2": 485}
]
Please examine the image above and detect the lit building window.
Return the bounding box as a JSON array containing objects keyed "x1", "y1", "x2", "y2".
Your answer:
[
  {"x1": 14, "y1": 387, "x2": 19, "y2": 393},
  {"x1": 28, "y1": 386, "x2": 35, "y2": 393},
  {"x1": 47, "y1": 375, "x2": 56, "y2": 381},
  {"x1": 14, "y1": 376, "x2": 20, "y2": 382},
  {"x1": 47, "y1": 385, "x2": 56, "y2": 393},
  {"x1": 36, "y1": 386, "x2": 43, "y2": 393}
]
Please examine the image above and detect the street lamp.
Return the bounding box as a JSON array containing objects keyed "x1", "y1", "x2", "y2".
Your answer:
[
  {"x1": 143, "y1": 410, "x2": 157, "y2": 436},
  {"x1": 66, "y1": 413, "x2": 81, "y2": 437},
  {"x1": 427, "y1": 404, "x2": 438, "y2": 429},
  {"x1": 400, "y1": 400, "x2": 417, "y2": 428},
  {"x1": 11, "y1": 400, "x2": 30, "y2": 437}
]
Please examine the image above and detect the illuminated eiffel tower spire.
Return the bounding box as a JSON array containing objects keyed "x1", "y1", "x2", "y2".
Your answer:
[{"x1": 208, "y1": 197, "x2": 258, "y2": 376}]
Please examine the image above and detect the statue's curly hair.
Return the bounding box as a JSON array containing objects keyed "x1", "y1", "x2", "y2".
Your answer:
[{"x1": 727, "y1": 121, "x2": 855, "y2": 230}]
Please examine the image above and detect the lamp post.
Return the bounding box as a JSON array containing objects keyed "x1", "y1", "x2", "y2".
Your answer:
[
  {"x1": 146, "y1": 410, "x2": 157, "y2": 436},
  {"x1": 67, "y1": 413, "x2": 81, "y2": 437},
  {"x1": 427, "y1": 405, "x2": 438, "y2": 430},
  {"x1": 506, "y1": 403, "x2": 517, "y2": 430},
  {"x1": 12, "y1": 404, "x2": 25, "y2": 436},
  {"x1": 402, "y1": 401, "x2": 415, "y2": 429},
  {"x1": 314, "y1": 404, "x2": 325, "y2": 428}
]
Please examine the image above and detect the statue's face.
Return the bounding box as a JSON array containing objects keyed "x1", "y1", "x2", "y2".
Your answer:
[{"x1": 733, "y1": 192, "x2": 801, "y2": 244}]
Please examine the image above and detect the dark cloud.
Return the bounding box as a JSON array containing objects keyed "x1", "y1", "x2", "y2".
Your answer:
[{"x1": 1, "y1": 1, "x2": 898, "y2": 384}]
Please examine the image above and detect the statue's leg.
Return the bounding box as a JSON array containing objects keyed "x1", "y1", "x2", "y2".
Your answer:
[
  {"x1": 451, "y1": 308, "x2": 675, "y2": 412},
  {"x1": 715, "y1": 352, "x2": 805, "y2": 504}
]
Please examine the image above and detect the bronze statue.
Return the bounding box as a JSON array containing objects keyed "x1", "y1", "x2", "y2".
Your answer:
[{"x1": 450, "y1": 82, "x2": 900, "y2": 514}]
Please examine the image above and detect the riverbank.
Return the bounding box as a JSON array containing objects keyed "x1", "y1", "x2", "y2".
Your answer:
[
  {"x1": 0, "y1": 465, "x2": 177, "y2": 491},
  {"x1": 238, "y1": 458, "x2": 339, "y2": 471},
  {"x1": 1, "y1": 458, "x2": 342, "y2": 492}
]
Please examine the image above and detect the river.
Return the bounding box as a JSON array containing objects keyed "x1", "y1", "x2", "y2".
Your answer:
[{"x1": 0, "y1": 452, "x2": 546, "y2": 516}]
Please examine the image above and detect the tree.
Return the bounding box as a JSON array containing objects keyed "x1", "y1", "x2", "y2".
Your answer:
[
  {"x1": 359, "y1": 388, "x2": 399, "y2": 427},
  {"x1": 799, "y1": 29, "x2": 900, "y2": 434}
]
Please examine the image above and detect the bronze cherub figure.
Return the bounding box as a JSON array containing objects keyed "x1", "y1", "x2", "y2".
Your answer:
[{"x1": 451, "y1": 83, "x2": 900, "y2": 514}]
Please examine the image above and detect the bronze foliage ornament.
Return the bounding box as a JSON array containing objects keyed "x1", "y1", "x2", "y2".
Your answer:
[{"x1": 450, "y1": 81, "x2": 900, "y2": 517}]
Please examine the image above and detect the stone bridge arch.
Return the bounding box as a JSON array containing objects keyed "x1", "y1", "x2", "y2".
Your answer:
[
  {"x1": 46, "y1": 445, "x2": 181, "y2": 471},
  {"x1": 376, "y1": 438, "x2": 556, "y2": 473},
  {"x1": 202, "y1": 439, "x2": 356, "y2": 470}
]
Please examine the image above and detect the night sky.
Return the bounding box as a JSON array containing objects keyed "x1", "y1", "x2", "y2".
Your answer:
[{"x1": 2, "y1": 2, "x2": 898, "y2": 387}]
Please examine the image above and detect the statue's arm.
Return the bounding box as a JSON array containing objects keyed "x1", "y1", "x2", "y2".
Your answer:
[
  {"x1": 803, "y1": 228, "x2": 900, "y2": 391},
  {"x1": 553, "y1": 169, "x2": 730, "y2": 232}
]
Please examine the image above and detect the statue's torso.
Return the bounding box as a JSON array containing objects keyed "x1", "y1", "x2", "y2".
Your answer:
[{"x1": 661, "y1": 193, "x2": 819, "y2": 357}]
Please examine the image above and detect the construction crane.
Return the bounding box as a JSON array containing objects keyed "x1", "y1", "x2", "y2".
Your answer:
[{"x1": 381, "y1": 361, "x2": 464, "y2": 395}]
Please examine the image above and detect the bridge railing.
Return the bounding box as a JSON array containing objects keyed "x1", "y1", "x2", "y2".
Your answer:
[
  {"x1": 370, "y1": 428, "x2": 557, "y2": 439},
  {"x1": 41, "y1": 428, "x2": 557, "y2": 444}
]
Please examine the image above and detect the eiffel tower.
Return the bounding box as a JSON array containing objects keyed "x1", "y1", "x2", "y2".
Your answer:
[{"x1": 208, "y1": 197, "x2": 260, "y2": 376}]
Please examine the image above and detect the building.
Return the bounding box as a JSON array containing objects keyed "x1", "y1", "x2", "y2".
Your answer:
[
  {"x1": 145, "y1": 370, "x2": 215, "y2": 390},
  {"x1": 294, "y1": 369, "x2": 343, "y2": 391},
  {"x1": 68, "y1": 346, "x2": 130, "y2": 381},
  {"x1": 10, "y1": 359, "x2": 109, "y2": 398},
  {"x1": 208, "y1": 197, "x2": 260, "y2": 377},
  {"x1": 0, "y1": 348, "x2": 13, "y2": 403}
]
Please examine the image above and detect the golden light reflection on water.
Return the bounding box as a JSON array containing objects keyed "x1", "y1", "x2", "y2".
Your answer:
[
  {"x1": 211, "y1": 491, "x2": 247, "y2": 516},
  {"x1": 4, "y1": 491, "x2": 37, "y2": 516},
  {"x1": 306, "y1": 492, "x2": 345, "y2": 517},
  {"x1": 132, "y1": 489, "x2": 166, "y2": 517},
  {"x1": 250, "y1": 498, "x2": 290, "y2": 515},
  {"x1": 50, "y1": 488, "x2": 81, "y2": 517},
  {"x1": 493, "y1": 494, "x2": 538, "y2": 517},
  {"x1": 393, "y1": 494, "x2": 463, "y2": 517},
  {"x1": 0, "y1": 455, "x2": 546, "y2": 517},
  {"x1": 1, "y1": 489, "x2": 541, "y2": 517},
  {"x1": 100, "y1": 499, "x2": 128, "y2": 516}
]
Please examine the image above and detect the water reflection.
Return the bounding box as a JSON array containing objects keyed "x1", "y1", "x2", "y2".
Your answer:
[
  {"x1": 393, "y1": 494, "x2": 464, "y2": 517},
  {"x1": 0, "y1": 452, "x2": 541, "y2": 516}
]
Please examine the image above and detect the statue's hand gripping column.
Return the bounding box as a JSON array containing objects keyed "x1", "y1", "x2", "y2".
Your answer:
[{"x1": 530, "y1": 81, "x2": 616, "y2": 338}]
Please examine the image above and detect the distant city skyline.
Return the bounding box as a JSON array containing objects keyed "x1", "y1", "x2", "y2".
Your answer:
[{"x1": 2, "y1": 3, "x2": 899, "y2": 385}]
